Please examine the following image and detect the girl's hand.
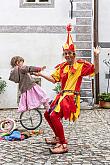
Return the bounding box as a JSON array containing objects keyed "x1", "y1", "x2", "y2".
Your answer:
[
  {"x1": 42, "y1": 66, "x2": 46, "y2": 70},
  {"x1": 94, "y1": 46, "x2": 100, "y2": 56}
]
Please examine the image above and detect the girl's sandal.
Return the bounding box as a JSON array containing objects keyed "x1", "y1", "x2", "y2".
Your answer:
[
  {"x1": 45, "y1": 136, "x2": 59, "y2": 145},
  {"x1": 49, "y1": 143, "x2": 68, "y2": 154}
]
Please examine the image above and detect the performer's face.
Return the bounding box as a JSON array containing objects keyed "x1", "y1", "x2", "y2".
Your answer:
[{"x1": 63, "y1": 51, "x2": 76, "y2": 65}]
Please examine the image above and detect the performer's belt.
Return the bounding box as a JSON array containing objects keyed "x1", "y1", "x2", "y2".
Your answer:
[{"x1": 60, "y1": 90, "x2": 80, "y2": 95}]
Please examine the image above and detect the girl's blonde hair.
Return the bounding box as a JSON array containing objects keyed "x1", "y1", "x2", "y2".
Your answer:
[{"x1": 10, "y1": 56, "x2": 24, "y2": 67}]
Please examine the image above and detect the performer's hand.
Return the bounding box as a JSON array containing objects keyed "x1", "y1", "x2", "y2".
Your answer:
[
  {"x1": 94, "y1": 46, "x2": 100, "y2": 56},
  {"x1": 94, "y1": 46, "x2": 100, "y2": 74},
  {"x1": 33, "y1": 72, "x2": 42, "y2": 76}
]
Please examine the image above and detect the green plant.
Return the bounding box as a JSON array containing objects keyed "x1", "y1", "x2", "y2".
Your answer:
[
  {"x1": 0, "y1": 77, "x2": 7, "y2": 94},
  {"x1": 98, "y1": 92, "x2": 110, "y2": 102},
  {"x1": 53, "y1": 83, "x2": 61, "y2": 94}
]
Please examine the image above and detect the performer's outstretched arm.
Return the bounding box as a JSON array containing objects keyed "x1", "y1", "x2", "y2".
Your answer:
[
  {"x1": 94, "y1": 46, "x2": 100, "y2": 74},
  {"x1": 33, "y1": 72, "x2": 56, "y2": 84}
]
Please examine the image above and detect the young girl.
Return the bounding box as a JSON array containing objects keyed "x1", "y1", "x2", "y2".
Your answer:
[{"x1": 9, "y1": 56, "x2": 49, "y2": 112}]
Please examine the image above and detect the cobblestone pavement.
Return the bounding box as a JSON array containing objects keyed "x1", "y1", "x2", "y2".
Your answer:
[{"x1": 0, "y1": 107, "x2": 110, "y2": 165}]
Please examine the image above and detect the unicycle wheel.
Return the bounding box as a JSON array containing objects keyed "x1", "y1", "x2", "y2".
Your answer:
[{"x1": 20, "y1": 108, "x2": 42, "y2": 130}]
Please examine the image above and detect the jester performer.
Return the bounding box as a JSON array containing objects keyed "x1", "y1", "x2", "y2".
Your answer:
[{"x1": 35, "y1": 24, "x2": 100, "y2": 154}]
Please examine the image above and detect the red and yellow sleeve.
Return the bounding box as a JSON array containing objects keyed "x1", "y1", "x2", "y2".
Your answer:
[
  {"x1": 80, "y1": 61, "x2": 95, "y2": 77},
  {"x1": 51, "y1": 67, "x2": 60, "y2": 82}
]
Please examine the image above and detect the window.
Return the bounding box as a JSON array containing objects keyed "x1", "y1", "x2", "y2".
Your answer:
[
  {"x1": 26, "y1": 0, "x2": 35, "y2": 2},
  {"x1": 20, "y1": 0, "x2": 54, "y2": 8},
  {"x1": 39, "y1": 0, "x2": 48, "y2": 1},
  {"x1": 26, "y1": 0, "x2": 50, "y2": 3}
]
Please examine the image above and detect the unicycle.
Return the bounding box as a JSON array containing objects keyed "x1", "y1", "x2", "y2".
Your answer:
[
  {"x1": 0, "y1": 108, "x2": 42, "y2": 132},
  {"x1": 0, "y1": 87, "x2": 43, "y2": 132},
  {"x1": 20, "y1": 108, "x2": 42, "y2": 130},
  {"x1": 19, "y1": 90, "x2": 43, "y2": 130}
]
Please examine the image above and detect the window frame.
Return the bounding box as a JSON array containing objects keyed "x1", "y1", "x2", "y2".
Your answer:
[
  {"x1": 25, "y1": 0, "x2": 51, "y2": 4},
  {"x1": 20, "y1": 0, "x2": 54, "y2": 8}
]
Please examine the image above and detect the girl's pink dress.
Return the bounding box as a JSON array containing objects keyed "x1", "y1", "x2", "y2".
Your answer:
[{"x1": 18, "y1": 84, "x2": 49, "y2": 112}]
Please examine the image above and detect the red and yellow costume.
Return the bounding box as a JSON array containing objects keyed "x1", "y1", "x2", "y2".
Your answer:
[
  {"x1": 50, "y1": 60, "x2": 94, "y2": 121},
  {"x1": 44, "y1": 24, "x2": 95, "y2": 145}
]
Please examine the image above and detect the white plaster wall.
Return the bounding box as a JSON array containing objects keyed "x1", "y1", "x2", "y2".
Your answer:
[
  {"x1": 0, "y1": 0, "x2": 75, "y2": 108},
  {"x1": 0, "y1": 33, "x2": 67, "y2": 108},
  {"x1": 99, "y1": 48, "x2": 110, "y2": 93},
  {"x1": 99, "y1": 0, "x2": 110, "y2": 93},
  {"x1": 0, "y1": 0, "x2": 75, "y2": 25},
  {"x1": 99, "y1": 0, "x2": 110, "y2": 42}
]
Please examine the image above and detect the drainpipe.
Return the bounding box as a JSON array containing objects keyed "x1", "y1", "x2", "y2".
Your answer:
[
  {"x1": 94, "y1": 0, "x2": 100, "y2": 103},
  {"x1": 70, "y1": 0, "x2": 73, "y2": 19}
]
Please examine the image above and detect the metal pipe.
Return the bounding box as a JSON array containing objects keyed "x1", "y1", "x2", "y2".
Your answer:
[{"x1": 70, "y1": 0, "x2": 73, "y2": 19}]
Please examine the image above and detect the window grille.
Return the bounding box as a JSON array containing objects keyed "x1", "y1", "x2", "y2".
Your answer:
[
  {"x1": 26, "y1": 0, "x2": 50, "y2": 3},
  {"x1": 20, "y1": 0, "x2": 54, "y2": 8}
]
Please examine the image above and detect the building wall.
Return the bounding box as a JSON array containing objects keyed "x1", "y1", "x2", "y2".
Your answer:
[
  {"x1": 0, "y1": 0, "x2": 93, "y2": 109},
  {"x1": 98, "y1": 0, "x2": 110, "y2": 94}
]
